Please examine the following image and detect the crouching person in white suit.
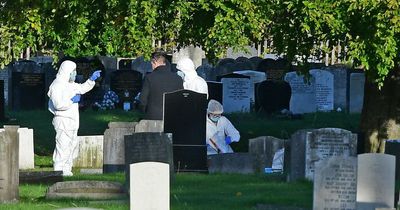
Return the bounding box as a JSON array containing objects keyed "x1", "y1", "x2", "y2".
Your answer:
[{"x1": 48, "y1": 60, "x2": 101, "y2": 176}]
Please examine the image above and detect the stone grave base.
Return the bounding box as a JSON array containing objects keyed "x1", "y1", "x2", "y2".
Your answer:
[
  {"x1": 207, "y1": 153, "x2": 255, "y2": 174},
  {"x1": 46, "y1": 181, "x2": 127, "y2": 200},
  {"x1": 20, "y1": 171, "x2": 63, "y2": 184}
]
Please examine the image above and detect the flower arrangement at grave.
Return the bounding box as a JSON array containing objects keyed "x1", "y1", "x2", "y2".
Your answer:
[{"x1": 93, "y1": 90, "x2": 119, "y2": 110}]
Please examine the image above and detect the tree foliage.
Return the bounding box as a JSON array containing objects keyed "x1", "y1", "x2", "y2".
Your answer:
[{"x1": 0, "y1": 0, "x2": 399, "y2": 86}]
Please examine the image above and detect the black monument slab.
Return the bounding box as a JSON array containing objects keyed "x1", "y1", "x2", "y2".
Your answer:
[
  {"x1": 11, "y1": 72, "x2": 45, "y2": 110},
  {"x1": 256, "y1": 80, "x2": 291, "y2": 114},
  {"x1": 163, "y1": 90, "x2": 208, "y2": 172},
  {"x1": 110, "y1": 70, "x2": 143, "y2": 105},
  {"x1": 207, "y1": 81, "x2": 222, "y2": 104},
  {"x1": 385, "y1": 140, "x2": 400, "y2": 181}
]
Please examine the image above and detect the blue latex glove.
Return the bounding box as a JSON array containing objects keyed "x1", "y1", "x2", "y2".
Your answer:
[
  {"x1": 90, "y1": 70, "x2": 102, "y2": 81},
  {"x1": 225, "y1": 136, "x2": 232, "y2": 145},
  {"x1": 71, "y1": 94, "x2": 81, "y2": 103}
]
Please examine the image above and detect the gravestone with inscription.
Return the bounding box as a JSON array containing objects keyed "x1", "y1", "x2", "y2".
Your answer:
[
  {"x1": 73, "y1": 135, "x2": 103, "y2": 169},
  {"x1": 0, "y1": 126, "x2": 19, "y2": 203},
  {"x1": 233, "y1": 70, "x2": 266, "y2": 109},
  {"x1": 124, "y1": 132, "x2": 174, "y2": 188},
  {"x1": 305, "y1": 128, "x2": 357, "y2": 180},
  {"x1": 310, "y1": 69, "x2": 334, "y2": 111},
  {"x1": 219, "y1": 73, "x2": 251, "y2": 113},
  {"x1": 110, "y1": 70, "x2": 142, "y2": 107},
  {"x1": 284, "y1": 72, "x2": 316, "y2": 114},
  {"x1": 207, "y1": 81, "x2": 222, "y2": 104},
  {"x1": 249, "y1": 136, "x2": 286, "y2": 173},
  {"x1": 357, "y1": 153, "x2": 395, "y2": 210},
  {"x1": 11, "y1": 72, "x2": 45, "y2": 110},
  {"x1": 349, "y1": 73, "x2": 365, "y2": 113},
  {"x1": 164, "y1": 90, "x2": 208, "y2": 172},
  {"x1": 313, "y1": 156, "x2": 357, "y2": 210}
]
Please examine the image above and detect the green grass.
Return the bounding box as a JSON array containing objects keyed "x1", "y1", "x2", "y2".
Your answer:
[{"x1": 0, "y1": 173, "x2": 312, "y2": 210}]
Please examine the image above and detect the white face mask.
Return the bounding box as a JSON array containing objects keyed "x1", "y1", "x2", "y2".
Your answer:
[{"x1": 69, "y1": 70, "x2": 77, "y2": 82}]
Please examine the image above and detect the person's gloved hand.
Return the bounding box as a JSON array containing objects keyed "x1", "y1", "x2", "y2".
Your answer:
[
  {"x1": 90, "y1": 70, "x2": 102, "y2": 81},
  {"x1": 225, "y1": 136, "x2": 232, "y2": 145},
  {"x1": 71, "y1": 94, "x2": 81, "y2": 103}
]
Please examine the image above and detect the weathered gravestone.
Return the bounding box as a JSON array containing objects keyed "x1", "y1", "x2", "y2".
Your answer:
[
  {"x1": 110, "y1": 70, "x2": 143, "y2": 106},
  {"x1": 207, "y1": 81, "x2": 222, "y2": 103},
  {"x1": 164, "y1": 90, "x2": 208, "y2": 172},
  {"x1": 384, "y1": 140, "x2": 400, "y2": 181},
  {"x1": 0, "y1": 127, "x2": 35, "y2": 169},
  {"x1": 349, "y1": 73, "x2": 365, "y2": 113},
  {"x1": 309, "y1": 69, "x2": 334, "y2": 111},
  {"x1": 0, "y1": 126, "x2": 19, "y2": 203},
  {"x1": 249, "y1": 136, "x2": 286, "y2": 173},
  {"x1": 305, "y1": 128, "x2": 357, "y2": 180},
  {"x1": 11, "y1": 71, "x2": 45, "y2": 110},
  {"x1": 124, "y1": 133, "x2": 173, "y2": 188},
  {"x1": 103, "y1": 122, "x2": 137, "y2": 173},
  {"x1": 207, "y1": 153, "x2": 255, "y2": 174},
  {"x1": 313, "y1": 156, "x2": 357, "y2": 210},
  {"x1": 134, "y1": 120, "x2": 163, "y2": 133},
  {"x1": 324, "y1": 66, "x2": 349, "y2": 111},
  {"x1": 256, "y1": 80, "x2": 291, "y2": 114},
  {"x1": 219, "y1": 73, "x2": 251, "y2": 113},
  {"x1": 46, "y1": 181, "x2": 127, "y2": 200},
  {"x1": 130, "y1": 162, "x2": 169, "y2": 210},
  {"x1": 284, "y1": 72, "x2": 316, "y2": 114},
  {"x1": 286, "y1": 129, "x2": 312, "y2": 182},
  {"x1": 73, "y1": 135, "x2": 103, "y2": 169},
  {"x1": 357, "y1": 154, "x2": 395, "y2": 210}
]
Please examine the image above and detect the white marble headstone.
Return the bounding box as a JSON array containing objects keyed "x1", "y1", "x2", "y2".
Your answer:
[
  {"x1": 222, "y1": 77, "x2": 251, "y2": 113},
  {"x1": 284, "y1": 72, "x2": 316, "y2": 114},
  {"x1": 310, "y1": 69, "x2": 334, "y2": 111},
  {"x1": 130, "y1": 162, "x2": 169, "y2": 210}
]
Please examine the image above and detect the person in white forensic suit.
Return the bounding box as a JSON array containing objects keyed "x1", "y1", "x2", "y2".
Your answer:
[
  {"x1": 47, "y1": 60, "x2": 101, "y2": 176},
  {"x1": 206, "y1": 99, "x2": 240, "y2": 155},
  {"x1": 176, "y1": 57, "x2": 208, "y2": 98}
]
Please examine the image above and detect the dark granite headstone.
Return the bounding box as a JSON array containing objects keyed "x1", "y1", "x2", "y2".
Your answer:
[
  {"x1": 385, "y1": 140, "x2": 400, "y2": 181},
  {"x1": 249, "y1": 56, "x2": 263, "y2": 71},
  {"x1": 215, "y1": 58, "x2": 236, "y2": 76},
  {"x1": 118, "y1": 59, "x2": 133, "y2": 70},
  {"x1": 206, "y1": 81, "x2": 222, "y2": 104},
  {"x1": 11, "y1": 72, "x2": 45, "y2": 110},
  {"x1": 163, "y1": 90, "x2": 208, "y2": 172},
  {"x1": 124, "y1": 132, "x2": 174, "y2": 188},
  {"x1": 257, "y1": 58, "x2": 289, "y2": 81},
  {"x1": 110, "y1": 70, "x2": 143, "y2": 105},
  {"x1": 256, "y1": 80, "x2": 291, "y2": 114}
]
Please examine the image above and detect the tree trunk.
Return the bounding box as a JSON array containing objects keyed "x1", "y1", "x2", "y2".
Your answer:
[{"x1": 360, "y1": 68, "x2": 400, "y2": 153}]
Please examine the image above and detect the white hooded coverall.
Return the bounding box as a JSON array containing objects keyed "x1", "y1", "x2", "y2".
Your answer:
[
  {"x1": 47, "y1": 60, "x2": 95, "y2": 175},
  {"x1": 176, "y1": 57, "x2": 209, "y2": 98},
  {"x1": 206, "y1": 116, "x2": 240, "y2": 155}
]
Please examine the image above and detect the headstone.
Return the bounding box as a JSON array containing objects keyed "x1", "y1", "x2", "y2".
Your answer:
[
  {"x1": 215, "y1": 58, "x2": 236, "y2": 76},
  {"x1": 384, "y1": 140, "x2": 400, "y2": 181},
  {"x1": 46, "y1": 181, "x2": 127, "y2": 200},
  {"x1": 163, "y1": 90, "x2": 208, "y2": 172},
  {"x1": 220, "y1": 73, "x2": 251, "y2": 113},
  {"x1": 196, "y1": 64, "x2": 215, "y2": 81},
  {"x1": 249, "y1": 56, "x2": 263, "y2": 71},
  {"x1": 118, "y1": 59, "x2": 133, "y2": 70},
  {"x1": 287, "y1": 129, "x2": 312, "y2": 182},
  {"x1": 313, "y1": 157, "x2": 357, "y2": 210},
  {"x1": 207, "y1": 153, "x2": 255, "y2": 174},
  {"x1": 124, "y1": 133, "x2": 174, "y2": 188},
  {"x1": 310, "y1": 69, "x2": 334, "y2": 111},
  {"x1": 305, "y1": 128, "x2": 357, "y2": 180},
  {"x1": 73, "y1": 135, "x2": 103, "y2": 169},
  {"x1": 130, "y1": 162, "x2": 169, "y2": 210},
  {"x1": 256, "y1": 80, "x2": 291, "y2": 114},
  {"x1": 357, "y1": 153, "x2": 395, "y2": 210},
  {"x1": 110, "y1": 70, "x2": 143, "y2": 105},
  {"x1": 206, "y1": 81, "x2": 222, "y2": 103},
  {"x1": 11, "y1": 72, "x2": 45, "y2": 110},
  {"x1": 324, "y1": 66, "x2": 349, "y2": 111},
  {"x1": 19, "y1": 171, "x2": 63, "y2": 184},
  {"x1": 257, "y1": 58, "x2": 288, "y2": 81},
  {"x1": 134, "y1": 120, "x2": 163, "y2": 133},
  {"x1": 18, "y1": 128, "x2": 34, "y2": 169},
  {"x1": 103, "y1": 122, "x2": 136, "y2": 173},
  {"x1": 0, "y1": 80, "x2": 4, "y2": 121},
  {"x1": 249, "y1": 136, "x2": 286, "y2": 173},
  {"x1": 284, "y1": 72, "x2": 316, "y2": 114},
  {"x1": 0, "y1": 126, "x2": 19, "y2": 203},
  {"x1": 349, "y1": 73, "x2": 365, "y2": 113}
]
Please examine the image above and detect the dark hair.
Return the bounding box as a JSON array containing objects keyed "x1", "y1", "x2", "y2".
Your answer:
[{"x1": 151, "y1": 51, "x2": 167, "y2": 64}]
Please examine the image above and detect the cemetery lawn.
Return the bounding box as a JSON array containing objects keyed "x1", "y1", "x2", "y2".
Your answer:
[{"x1": 1, "y1": 173, "x2": 312, "y2": 210}]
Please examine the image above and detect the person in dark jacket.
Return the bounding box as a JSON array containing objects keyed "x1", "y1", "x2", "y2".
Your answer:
[{"x1": 139, "y1": 51, "x2": 183, "y2": 120}]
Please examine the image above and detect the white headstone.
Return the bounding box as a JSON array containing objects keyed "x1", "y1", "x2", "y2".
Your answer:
[
  {"x1": 73, "y1": 135, "x2": 103, "y2": 169},
  {"x1": 284, "y1": 72, "x2": 316, "y2": 114},
  {"x1": 305, "y1": 128, "x2": 357, "y2": 180},
  {"x1": 18, "y1": 128, "x2": 34, "y2": 170},
  {"x1": 310, "y1": 69, "x2": 334, "y2": 111},
  {"x1": 313, "y1": 156, "x2": 357, "y2": 210},
  {"x1": 130, "y1": 162, "x2": 169, "y2": 210},
  {"x1": 349, "y1": 73, "x2": 365, "y2": 113},
  {"x1": 357, "y1": 153, "x2": 395, "y2": 210},
  {"x1": 233, "y1": 70, "x2": 266, "y2": 106},
  {"x1": 221, "y1": 77, "x2": 251, "y2": 113}
]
